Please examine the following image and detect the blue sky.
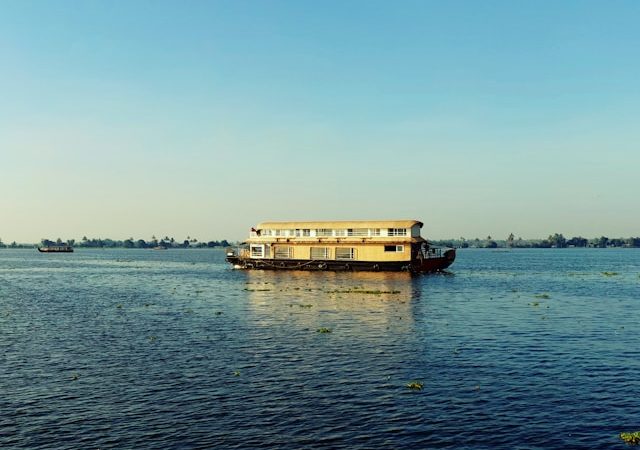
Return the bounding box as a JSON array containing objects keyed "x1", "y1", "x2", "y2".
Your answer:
[{"x1": 1, "y1": 1, "x2": 639, "y2": 242}]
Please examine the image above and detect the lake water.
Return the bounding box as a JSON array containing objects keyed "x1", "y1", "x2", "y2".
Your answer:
[{"x1": 1, "y1": 248, "x2": 639, "y2": 449}]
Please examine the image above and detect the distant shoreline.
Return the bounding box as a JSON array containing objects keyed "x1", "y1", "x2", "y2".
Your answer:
[{"x1": 1, "y1": 233, "x2": 639, "y2": 250}]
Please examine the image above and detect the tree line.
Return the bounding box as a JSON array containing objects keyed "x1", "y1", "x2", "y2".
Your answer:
[
  {"x1": 2, "y1": 234, "x2": 639, "y2": 249},
  {"x1": 0, "y1": 236, "x2": 231, "y2": 249},
  {"x1": 431, "y1": 233, "x2": 640, "y2": 249}
]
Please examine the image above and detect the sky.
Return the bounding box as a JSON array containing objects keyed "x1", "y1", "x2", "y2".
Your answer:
[{"x1": 1, "y1": 0, "x2": 639, "y2": 243}]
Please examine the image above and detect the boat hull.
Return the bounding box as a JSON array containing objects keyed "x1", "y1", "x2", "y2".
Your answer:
[
  {"x1": 37, "y1": 247, "x2": 74, "y2": 253},
  {"x1": 226, "y1": 249, "x2": 455, "y2": 273}
]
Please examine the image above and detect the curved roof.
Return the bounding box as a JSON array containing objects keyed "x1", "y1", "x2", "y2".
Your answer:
[{"x1": 255, "y1": 220, "x2": 422, "y2": 230}]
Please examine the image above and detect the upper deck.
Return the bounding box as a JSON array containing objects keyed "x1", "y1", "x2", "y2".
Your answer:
[{"x1": 246, "y1": 220, "x2": 425, "y2": 243}]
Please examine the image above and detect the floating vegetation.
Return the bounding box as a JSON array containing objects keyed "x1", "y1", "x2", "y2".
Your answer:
[
  {"x1": 317, "y1": 327, "x2": 332, "y2": 333},
  {"x1": 406, "y1": 380, "x2": 424, "y2": 390},
  {"x1": 620, "y1": 431, "x2": 640, "y2": 445},
  {"x1": 530, "y1": 302, "x2": 540, "y2": 307},
  {"x1": 602, "y1": 272, "x2": 619, "y2": 277},
  {"x1": 534, "y1": 294, "x2": 550, "y2": 299},
  {"x1": 327, "y1": 289, "x2": 401, "y2": 295},
  {"x1": 215, "y1": 311, "x2": 223, "y2": 316},
  {"x1": 148, "y1": 336, "x2": 157, "y2": 342},
  {"x1": 116, "y1": 303, "x2": 123, "y2": 309},
  {"x1": 243, "y1": 288, "x2": 272, "y2": 292},
  {"x1": 232, "y1": 370, "x2": 241, "y2": 377},
  {"x1": 299, "y1": 304, "x2": 313, "y2": 308},
  {"x1": 70, "y1": 373, "x2": 80, "y2": 381}
]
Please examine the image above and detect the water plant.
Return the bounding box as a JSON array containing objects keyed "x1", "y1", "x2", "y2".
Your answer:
[
  {"x1": 232, "y1": 370, "x2": 241, "y2": 377},
  {"x1": 71, "y1": 373, "x2": 79, "y2": 381},
  {"x1": 620, "y1": 431, "x2": 640, "y2": 445},
  {"x1": 603, "y1": 271, "x2": 619, "y2": 277},
  {"x1": 406, "y1": 380, "x2": 424, "y2": 390},
  {"x1": 317, "y1": 327, "x2": 332, "y2": 333},
  {"x1": 534, "y1": 294, "x2": 550, "y2": 299}
]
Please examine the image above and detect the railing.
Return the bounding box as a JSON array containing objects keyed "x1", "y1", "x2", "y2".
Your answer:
[{"x1": 422, "y1": 247, "x2": 444, "y2": 259}]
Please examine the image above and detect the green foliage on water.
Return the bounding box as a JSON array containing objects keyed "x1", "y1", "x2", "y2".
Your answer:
[
  {"x1": 232, "y1": 370, "x2": 241, "y2": 377},
  {"x1": 534, "y1": 293, "x2": 550, "y2": 299},
  {"x1": 620, "y1": 431, "x2": 640, "y2": 445},
  {"x1": 602, "y1": 271, "x2": 619, "y2": 277},
  {"x1": 327, "y1": 289, "x2": 401, "y2": 295},
  {"x1": 406, "y1": 380, "x2": 424, "y2": 390},
  {"x1": 317, "y1": 327, "x2": 332, "y2": 333}
]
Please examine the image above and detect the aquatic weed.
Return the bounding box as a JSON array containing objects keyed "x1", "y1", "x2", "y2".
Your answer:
[
  {"x1": 620, "y1": 431, "x2": 640, "y2": 445},
  {"x1": 317, "y1": 327, "x2": 332, "y2": 333},
  {"x1": 534, "y1": 294, "x2": 550, "y2": 299},
  {"x1": 603, "y1": 272, "x2": 619, "y2": 277},
  {"x1": 406, "y1": 380, "x2": 424, "y2": 390}
]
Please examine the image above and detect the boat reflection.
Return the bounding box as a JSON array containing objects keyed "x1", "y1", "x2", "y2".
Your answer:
[{"x1": 242, "y1": 270, "x2": 422, "y2": 331}]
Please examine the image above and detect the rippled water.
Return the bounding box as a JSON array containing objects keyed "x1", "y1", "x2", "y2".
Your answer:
[{"x1": 1, "y1": 248, "x2": 639, "y2": 449}]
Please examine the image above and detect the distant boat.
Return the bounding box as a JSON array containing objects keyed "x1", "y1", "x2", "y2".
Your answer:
[{"x1": 37, "y1": 245, "x2": 74, "y2": 253}]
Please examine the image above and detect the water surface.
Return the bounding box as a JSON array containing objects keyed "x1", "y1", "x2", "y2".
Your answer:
[{"x1": 1, "y1": 248, "x2": 639, "y2": 449}]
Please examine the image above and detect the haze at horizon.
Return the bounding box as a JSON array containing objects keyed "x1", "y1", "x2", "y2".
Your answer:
[{"x1": 2, "y1": 1, "x2": 639, "y2": 243}]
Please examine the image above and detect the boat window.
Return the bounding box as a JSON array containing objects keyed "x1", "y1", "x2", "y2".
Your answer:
[
  {"x1": 384, "y1": 245, "x2": 404, "y2": 252},
  {"x1": 310, "y1": 247, "x2": 330, "y2": 259},
  {"x1": 316, "y1": 229, "x2": 333, "y2": 237},
  {"x1": 388, "y1": 228, "x2": 407, "y2": 237},
  {"x1": 274, "y1": 246, "x2": 293, "y2": 259},
  {"x1": 347, "y1": 228, "x2": 368, "y2": 237},
  {"x1": 335, "y1": 229, "x2": 347, "y2": 237},
  {"x1": 302, "y1": 229, "x2": 311, "y2": 237},
  {"x1": 250, "y1": 245, "x2": 264, "y2": 258},
  {"x1": 335, "y1": 247, "x2": 355, "y2": 260},
  {"x1": 370, "y1": 229, "x2": 381, "y2": 236},
  {"x1": 273, "y1": 245, "x2": 293, "y2": 259}
]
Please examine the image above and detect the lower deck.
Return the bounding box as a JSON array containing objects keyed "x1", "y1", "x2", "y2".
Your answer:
[{"x1": 226, "y1": 248, "x2": 455, "y2": 273}]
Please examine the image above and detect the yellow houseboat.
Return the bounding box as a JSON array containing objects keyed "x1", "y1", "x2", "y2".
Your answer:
[{"x1": 226, "y1": 220, "x2": 455, "y2": 273}]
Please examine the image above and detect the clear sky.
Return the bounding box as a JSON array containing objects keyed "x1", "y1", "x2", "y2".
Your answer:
[{"x1": 1, "y1": 0, "x2": 639, "y2": 243}]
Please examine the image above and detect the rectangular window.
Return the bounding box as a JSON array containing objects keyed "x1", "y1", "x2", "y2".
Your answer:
[
  {"x1": 347, "y1": 228, "x2": 368, "y2": 237},
  {"x1": 370, "y1": 229, "x2": 381, "y2": 236},
  {"x1": 334, "y1": 229, "x2": 347, "y2": 237},
  {"x1": 250, "y1": 245, "x2": 264, "y2": 258},
  {"x1": 274, "y1": 246, "x2": 293, "y2": 259},
  {"x1": 310, "y1": 247, "x2": 330, "y2": 259},
  {"x1": 302, "y1": 229, "x2": 311, "y2": 237},
  {"x1": 384, "y1": 245, "x2": 404, "y2": 252},
  {"x1": 388, "y1": 228, "x2": 407, "y2": 237},
  {"x1": 335, "y1": 247, "x2": 355, "y2": 260},
  {"x1": 316, "y1": 229, "x2": 333, "y2": 237}
]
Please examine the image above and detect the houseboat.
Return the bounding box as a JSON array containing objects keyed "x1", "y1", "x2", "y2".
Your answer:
[{"x1": 226, "y1": 220, "x2": 455, "y2": 273}]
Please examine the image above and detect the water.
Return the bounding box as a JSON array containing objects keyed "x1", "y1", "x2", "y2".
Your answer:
[{"x1": 1, "y1": 248, "x2": 639, "y2": 449}]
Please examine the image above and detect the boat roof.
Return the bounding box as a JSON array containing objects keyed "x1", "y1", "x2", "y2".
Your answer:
[{"x1": 255, "y1": 220, "x2": 423, "y2": 230}]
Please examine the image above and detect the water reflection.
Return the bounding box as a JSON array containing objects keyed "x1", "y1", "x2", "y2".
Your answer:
[{"x1": 242, "y1": 270, "x2": 422, "y2": 332}]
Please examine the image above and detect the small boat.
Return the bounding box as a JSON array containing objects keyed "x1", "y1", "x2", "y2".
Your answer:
[
  {"x1": 226, "y1": 220, "x2": 455, "y2": 273},
  {"x1": 37, "y1": 245, "x2": 74, "y2": 253}
]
